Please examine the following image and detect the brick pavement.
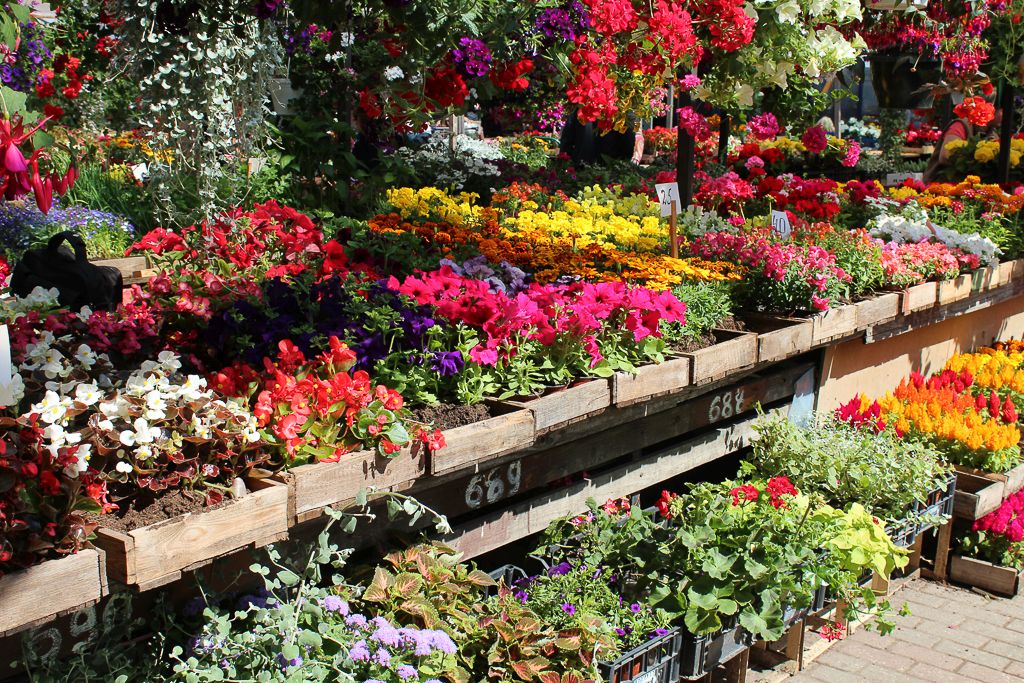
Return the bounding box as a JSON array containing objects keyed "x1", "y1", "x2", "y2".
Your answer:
[{"x1": 788, "y1": 579, "x2": 1024, "y2": 683}]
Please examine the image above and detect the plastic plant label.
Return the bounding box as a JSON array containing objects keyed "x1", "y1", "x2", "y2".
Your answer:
[
  {"x1": 655, "y1": 182, "x2": 681, "y2": 218},
  {"x1": 771, "y1": 210, "x2": 792, "y2": 239},
  {"x1": 885, "y1": 172, "x2": 923, "y2": 187}
]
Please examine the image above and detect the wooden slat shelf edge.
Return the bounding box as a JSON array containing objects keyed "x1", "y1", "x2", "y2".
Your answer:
[
  {"x1": 94, "y1": 477, "x2": 288, "y2": 589},
  {"x1": 0, "y1": 547, "x2": 107, "y2": 637},
  {"x1": 442, "y1": 408, "x2": 785, "y2": 560}
]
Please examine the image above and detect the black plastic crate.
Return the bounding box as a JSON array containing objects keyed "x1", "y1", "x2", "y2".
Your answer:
[
  {"x1": 888, "y1": 472, "x2": 958, "y2": 547},
  {"x1": 679, "y1": 624, "x2": 752, "y2": 680},
  {"x1": 599, "y1": 627, "x2": 683, "y2": 683}
]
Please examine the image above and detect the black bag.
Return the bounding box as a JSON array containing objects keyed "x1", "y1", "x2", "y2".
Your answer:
[{"x1": 11, "y1": 231, "x2": 123, "y2": 311}]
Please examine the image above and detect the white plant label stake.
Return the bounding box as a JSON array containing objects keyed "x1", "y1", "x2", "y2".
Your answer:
[{"x1": 0, "y1": 324, "x2": 15, "y2": 407}]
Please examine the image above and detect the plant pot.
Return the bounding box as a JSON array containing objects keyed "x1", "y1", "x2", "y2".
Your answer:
[{"x1": 869, "y1": 55, "x2": 941, "y2": 109}]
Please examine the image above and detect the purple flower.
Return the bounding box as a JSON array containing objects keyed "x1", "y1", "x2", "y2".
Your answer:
[
  {"x1": 373, "y1": 647, "x2": 392, "y2": 667},
  {"x1": 320, "y1": 595, "x2": 349, "y2": 615},
  {"x1": 535, "y1": 8, "x2": 576, "y2": 41},
  {"x1": 629, "y1": 603, "x2": 642, "y2": 613},
  {"x1": 561, "y1": 603, "x2": 576, "y2": 616},
  {"x1": 253, "y1": 0, "x2": 285, "y2": 19},
  {"x1": 548, "y1": 561, "x2": 572, "y2": 577},
  {"x1": 430, "y1": 351, "x2": 464, "y2": 377},
  {"x1": 429, "y1": 630, "x2": 457, "y2": 654},
  {"x1": 651, "y1": 628, "x2": 670, "y2": 637},
  {"x1": 514, "y1": 589, "x2": 530, "y2": 604},
  {"x1": 451, "y1": 37, "x2": 492, "y2": 77},
  {"x1": 276, "y1": 652, "x2": 302, "y2": 669},
  {"x1": 397, "y1": 665, "x2": 419, "y2": 680},
  {"x1": 345, "y1": 614, "x2": 368, "y2": 628},
  {"x1": 348, "y1": 640, "x2": 371, "y2": 662},
  {"x1": 371, "y1": 623, "x2": 403, "y2": 647}
]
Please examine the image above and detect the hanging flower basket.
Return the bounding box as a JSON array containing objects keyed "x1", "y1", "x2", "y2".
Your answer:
[
  {"x1": 865, "y1": 0, "x2": 927, "y2": 10},
  {"x1": 869, "y1": 55, "x2": 941, "y2": 109}
]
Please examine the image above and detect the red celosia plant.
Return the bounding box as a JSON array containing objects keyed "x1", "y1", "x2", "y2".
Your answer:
[{"x1": 961, "y1": 489, "x2": 1024, "y2": 569}]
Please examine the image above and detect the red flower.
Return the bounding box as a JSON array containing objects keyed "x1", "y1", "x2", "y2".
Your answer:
[
  {"x1": 655, "y1": 490, "x2": 678, "y2": 519},
  {"x1": 766, "y1": 476, "x2": 798, "y2": 508},
  {"x1": 953, "y1": 96, "x2": 995, "y2": 127},
  {"x1": 730, "y1": 483, "x2": 760, "y2": 506},
  {"x1": 801, "y1": 125, "x2": 828, "y2": 155}
]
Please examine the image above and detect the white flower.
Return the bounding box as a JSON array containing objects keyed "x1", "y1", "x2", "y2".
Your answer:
[
  {"x1": 135, "y1": 445, "x2": 153, "y2": 461},
  {"x1": 145, "y1": 391, "x2": 167, "y2": 420},
  {"x1": 41, "y1": 348, "x2": 67, "y2": 379},
  {"x1": 74, "y1": 344, "x2": 97, "y2": 368},
  {"x1": 735, "y1": 84, "x2": 755, "y2": 108},
  {"x1": 97, "y1": 419, "x2": 114, "y2": 432},
  {"x1": 34, "y1": 390, "x2": 69, "y2": 424},
  {"x1": 157, "y1": 350, "x2": 182, "y2": 372},
  {"x1": 0, "y1": 372, "x2": 24, "y2": 408},
  {"x1": 384, "y1": 65, "x2": 404, "y2": 81},
  {"x1": 115, "y1": 461, "x2": 134, "y2": 474},
  {"x1": 178, "y1": 375, "x2": 207, "y2": 400},
  {"x1": 75, "y1": 383, "x2": 103, "y2": 406},
  {"x1": 65, "y1": 443, "x2": 91, "y2": 478}
]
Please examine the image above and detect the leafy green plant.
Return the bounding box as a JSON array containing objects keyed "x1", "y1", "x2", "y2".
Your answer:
[
  {"x1": 662, "y1": 280, "x2": 735, "y2": 346},
  {"x1": 743, "y1": 412, "x2": 952, "y2": 522}
]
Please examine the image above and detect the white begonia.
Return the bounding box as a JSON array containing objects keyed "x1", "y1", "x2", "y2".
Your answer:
[
  {"x1": 74, "y1": 344, "x2": 97, "y2": 368},
  {"x1": 145, "y1": 391, "x2": 168, "y2": 420},
  {"x1": 0, "y1": 372, "x2": 24, "y2": 408},
  {"x1": 75, "y1": 383, "x2": 103, "y2": 406},
  {"x1": 179, "y1": 375, "x2": 207, "y2": 400},
  {"x1": 40, "y1": 348, "x2": 67, "y2": 379},
  {"x1": 157, "y1": 350, "x2": 182, "y2": 372},
  {"x1": 135, "y1": 445, "x2": 153, "y2": 461},
  {"x1": 66, "y1": 443, "x2": 91, "y2": 478},
  {"x1": 34, "y1": 390, "x2": 69, "y2": 424},
  {"x1": 115, "y1": 461, "x2": 134, "y2": 474},
  {"x1": 97, "y1": 419, "x2": 115, "y2": 432}
]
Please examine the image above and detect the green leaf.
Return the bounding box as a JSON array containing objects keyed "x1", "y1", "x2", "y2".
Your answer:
[
  {"x1": 738, "y1": 610, "x2": 770, "y2": 638},
  {"x1": 298, "y1": 630, "x2": 323, "y2": 648},
  {"x1": 277, "y1": 570, "x2": 300, "y2": 587},
  {"x1": 281, "y1": 643, "x2": 301, "y2": 661},
  {"x1": 8, "y1": 4, "x2": 29, "y2": 23},
  {"x1": 355, "y1": 488, "x2": 368, "y2": 507}
]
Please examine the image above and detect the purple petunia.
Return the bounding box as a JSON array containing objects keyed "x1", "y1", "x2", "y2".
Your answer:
[
  {"x1": 451, "y1": 37, "x2": 492, "y2": 77},
  {"x1": 561, "y1": 603, "x2": 577, "y2": 616}
]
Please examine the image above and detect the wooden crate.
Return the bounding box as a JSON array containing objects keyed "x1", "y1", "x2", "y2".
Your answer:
[
  {"x1": 94, "y1": 478, "x2": 289, "y2": 590},
  {"x1": 0, "y1": 548, "x2": 107, "y2": 637},
  {"x1": 949, "y1": 556, "x2": 1022, "y2": 597},
  {"x1": 953, "y1": 471, "x2": 1004, "y2": 520},
  {"x1": 505, "y1": 379, "x2": 610, "y2": 434},
  {"x1": 740, "y1": 314, "x2": 813, "y2": 364},
  {"x1": 92, "y1": 256, "x2": 156, "y2": 286},
  {"x1": 610, "y1": 355, "x2": 692, "y2": 407},
  {"x1": 854, "y1": 293, "x2": 900, "y2": 329},
  {"x1": 430, "y1": 407, "x2": 535, "y2": 475},
  {"x1": 954, "y1": 463, "x2": 1024, "y2": 499},
  {"x1": 937, "y1": 274, "x2": 974, "y2": 306},
  {"x1": 280, "y1": 446, "x2": 428, "y2": 525},
  {"x1": 811, "y1": 304, "x2": 859, "y2": 344},
  {"x1": 900, "y1": 282, "x2": 938, "y2": 314},
  {"x1": 683, "y1": 330, "x2": 757, "y2": 384}
]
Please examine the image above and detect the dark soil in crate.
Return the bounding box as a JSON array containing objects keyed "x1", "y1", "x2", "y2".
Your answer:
[
  {"x1": 410, "y1": 402, "x2": 492, "y2": 432},
  {"x1": 87, "y1": 488, "x2": 229, "y2": 532},
  {"x1": 666, "y1": 316, "x2": 746, "y2": 354}
]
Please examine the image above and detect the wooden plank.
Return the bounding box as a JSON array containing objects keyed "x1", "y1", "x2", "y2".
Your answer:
[
  {"x1": 855, "y1": 293, "x2": 900, "y2": 329},
  {"x1": 811, "y1": 304, "x2": 859, "y2": 344},
  {"x1": 684, "y1": 330, "x2": 757, "y2": 384},
  {"x1": 900, "y1": 282, "x2": 938, "y2": 314},
  {"x1": 610, "y1": 355, "x2": 692, "y2": 406},
  {"x1": 953, "y1": 471, "x2": 1005, "y2": 520},
  {"x1": 94, "y1": 478, "x2": 288, "y2": 587},
  {"x1": 285, "y1": 447, "x2": 428, "y2": 523},
  {"x1": 415, "y1": 368, "x2": 804, "y2": 520},
  {"x1": 937, "y1": 274, "x2": 973, "y2": 305},
  {"x1": 506, "y1": 379, "x2": 610, "y2": 433},
  {"x1": 971, "y1": 265, "x2": 997, "y2": 293},
  {"x1": 442, "y1": 411, "x2": 778, "y2": 560},
  {"x1": 949, "y1": 556, "x2": 1022, "y2": 597},
  {"x1": 953, "y1": 463, "x2": 1024, "y2": 498},
  {"x1": 928, "y1": 519, "x2": 954, "y2": 582},
  {"x1": 0, "y1": 548, "x2": 107, "y2": 637},
  {"x1": 740, "y1": 314, "x2": 814, "y2": 364},
  {"x1": 430, "y1": 408, "x2": 535, "y2": 475}
]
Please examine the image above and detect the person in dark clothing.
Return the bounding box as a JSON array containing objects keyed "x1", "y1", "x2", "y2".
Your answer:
[{"x1": 559, "y1": 110, "x2": 597, "y2": 165}]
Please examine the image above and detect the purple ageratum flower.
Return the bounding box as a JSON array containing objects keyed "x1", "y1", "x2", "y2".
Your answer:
[
  {"x1": 320, "y1": 595, "x2": 350, "y2": 615},
  {"x1": 373, "y1": 647, "x2": 392, "y2": 667},
  {"x1": 451, "y1": 37, "x2": 492, "y2": 77},
  {"x1": 276, "y1": 652, "x2": 303, "y2": 669},
  {"x1": 396, "y1": 665, "x2": 419, "y2": 680},
  {"x1": 561, "y1": 603, "x2": 577, "y2": 616},
  {"x1": 430, "y1": 351, "x2": 464, "y2": 377},
  {"x1": 348, "y1": 639, "x2": 371, "y2": 662},
  {"x1": 428, "y1": 630, "x2": 457, "y2": 654},
  {"x1": 371, "y1": 623, "x2": 403, "y2": 647},
  {"x1": 346, "y1": 614, "x2": 369, "y2": 629}
]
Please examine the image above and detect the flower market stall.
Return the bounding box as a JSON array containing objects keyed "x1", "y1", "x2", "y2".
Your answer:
[{"x1": 0, "y1": 0, "x2": 1023, "y2": 681}]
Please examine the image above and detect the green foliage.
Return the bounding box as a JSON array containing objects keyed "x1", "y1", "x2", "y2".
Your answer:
[
  {"x1": 661, "y1": 280, "x2": 735, "y2": 345},
  {"x1": 929, "y1": 203, "x2": 1024, "y2": 260},
  {"x1": 744, "y1": 412, "x2": 951, "y2": 521}
]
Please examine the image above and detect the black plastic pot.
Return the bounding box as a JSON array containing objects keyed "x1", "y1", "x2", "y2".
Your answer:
[{"x1": 869, "y1": 55, "x2": 942, "y2": 109}]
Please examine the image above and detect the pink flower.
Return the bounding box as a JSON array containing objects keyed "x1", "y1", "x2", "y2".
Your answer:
[
  {"x1": 747, "y1": 113, "x2": 780, "y2": 140},
  {"x1": 676, "y1": 106, "x2": 712, "y2": 142},
  {"x1": 801, "y1": 125, "x2": 828, "y2": 155},
  {"x1": 841, "y1": 140, "x2": 861, "y2": 168},
  {"x1": 680, "y1": 74, "x2": 701, "y2": 91}
]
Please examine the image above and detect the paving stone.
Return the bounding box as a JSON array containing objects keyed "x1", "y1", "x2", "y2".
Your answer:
[
  {"x1": 933, "y1": 639, "x2": 1011, "y2": 671},
  {"x1": 888, "y1": 624, "x2": 942, "y2": 649},
  {"x1": 915, "y1": 619, "x2": 991, "y2": 648},
  {"x1": 884, "y1": 640, "x2": 965, "y2": 671},
  {"x1": 957, "y1": 661, "x2": 1024, "y2": 683}
]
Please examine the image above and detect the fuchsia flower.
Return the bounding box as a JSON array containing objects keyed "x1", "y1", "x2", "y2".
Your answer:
[{"x1": 0, "y1": 114, "x2": 74, "y2": 213}]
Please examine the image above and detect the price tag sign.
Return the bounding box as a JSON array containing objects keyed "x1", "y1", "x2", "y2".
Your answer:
[
  {"x1": 655, "y1": 182, "x2": 681, "y2": 218},
  {"x1": 885, "y1": 172, "x2": 923, "y2": 187},
  {"x1": 771, "y1": 210, "x2": 792, "y2": 240}
]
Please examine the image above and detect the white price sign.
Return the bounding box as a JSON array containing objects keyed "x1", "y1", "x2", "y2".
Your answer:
[
  {"x1": 655, "y1": 182, "x2": 681, "y2": 218},
  {"x1": 885, "y1": 172, "x2": 923, "y2": 187},
  {"x1": 771, "y1": 210, "x2": 792, "y2": 240}
]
